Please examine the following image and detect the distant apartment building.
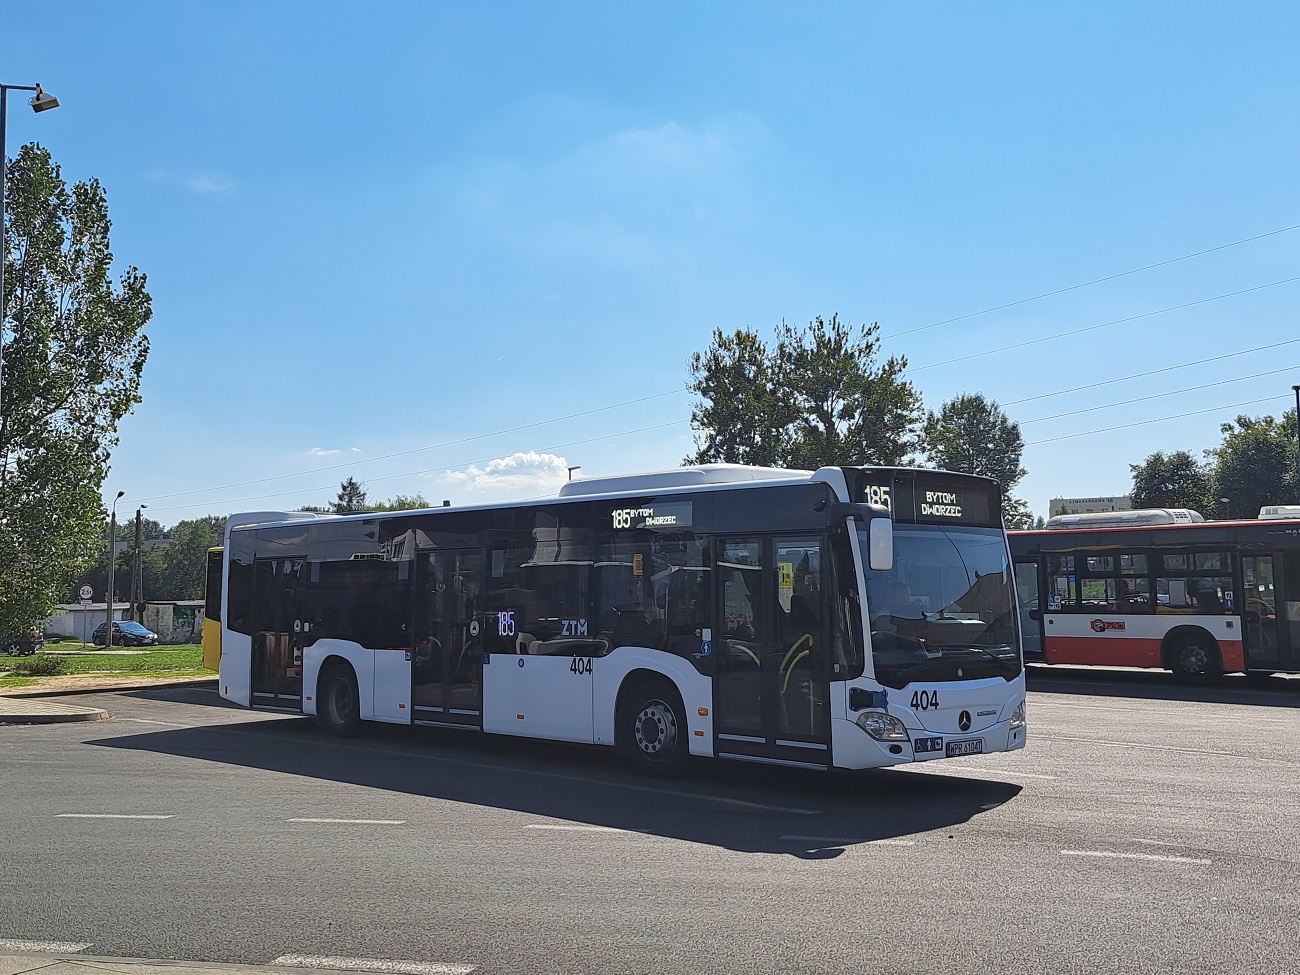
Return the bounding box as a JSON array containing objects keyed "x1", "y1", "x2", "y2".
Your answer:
[{"x1": 1048, "y1": 495, "x2": 1133, "y2": 517}]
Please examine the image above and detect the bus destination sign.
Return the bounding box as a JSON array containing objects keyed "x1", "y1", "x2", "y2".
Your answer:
[
  {"x1": 851, "y1": 470, "x2": 999, "y2": 528},
  {"x1": 611, "y1": 501, "x2": 693, "y2": 531}
]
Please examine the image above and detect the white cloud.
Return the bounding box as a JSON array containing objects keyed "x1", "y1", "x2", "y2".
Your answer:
[
  {"x1": 143, "y1": 169, "x2": 235, "y2": 197},
  {"x1": 307, "y1": 447, "x2": 361, "y2": 457},
  {"x1": 185, "y1": 174, "x2": 235, "y2": 197},
  {"x1": 440, "y1": 451, "x2": 570, "y2": 497}
]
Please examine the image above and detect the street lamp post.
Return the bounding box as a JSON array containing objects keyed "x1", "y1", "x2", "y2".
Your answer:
[
  {"x1": 105, "y1": 490, "x2": 124, "y2": 648},
  {"x1": 0, "y1": 82, "x2": 59, "y2": 423},
  {"x1": 132, "y1": 503, "x2": 148, "y2": 622}
]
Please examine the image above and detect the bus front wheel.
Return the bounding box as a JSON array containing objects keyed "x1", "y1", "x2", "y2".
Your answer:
[
  {"x1": 1168, "y1": 634, "x2": 1221, "y2": 685},
  {"x1": 317, "y1": 661, "x2": 363, "y2": 737},
  {"x1": 619, "y1": 679, "x2": 689, "y2": 777}
]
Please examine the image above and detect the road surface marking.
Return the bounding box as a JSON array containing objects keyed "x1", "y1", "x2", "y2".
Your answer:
[
  {"x1": 116, "y1": 717, "x2": 198, "y2": 728},
  {"x1": 273, "y1": 954, "x2": 475, "y2": 974},
  {"x1": 1038, "y1": 735, "x2": 1235, "y2": 757},
  {"x1": 525, "y1": 824, "x2": 629, "y2": 832},
  {"x1": 209, "y1": 724, "x2": 822, "y2": 816},
  {"x1": 1061, "y1": 849, "x2": 1211, "y2": 865},
  {"x1": 780, "y1": 836, "x2": 916, "y2": 846},
  {"x1": 286, "y1": 818, "x2": 407, "y2": 825},
  {"x1": 899, "y1": 764, "x2": 1056, "y2": 780},
  {"x1": 55, "y1": 813, "x2": 174, "y2": 819},
  {"x1": 0, "y1": 940, "x2": 93, "y2": 952}
]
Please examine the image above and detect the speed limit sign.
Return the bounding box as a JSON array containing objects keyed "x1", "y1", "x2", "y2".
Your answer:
[{"x1": 78, "y1": 584, "x2": 94, "y2": 601}]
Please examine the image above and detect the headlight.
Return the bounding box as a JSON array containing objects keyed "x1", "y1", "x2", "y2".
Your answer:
[
  {"x1": 1009, "y1": 700, "x2": 1026, "y2": 729},
  {"x1": 855, "y1": 710, "x2": 908, "y2": 741}
]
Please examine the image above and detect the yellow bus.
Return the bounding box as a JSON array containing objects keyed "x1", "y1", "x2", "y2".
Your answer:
[{"x1": 202, "y1": 546, "x2": 223, "y2": 671}]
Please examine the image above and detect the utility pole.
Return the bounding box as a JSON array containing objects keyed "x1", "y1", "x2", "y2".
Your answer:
[
  {"x1": 132, "y1": 503, "x2": 148, "y2": 621},
  {"x1": 105, "y1": 490, "x2": 124, "y2": 646}
]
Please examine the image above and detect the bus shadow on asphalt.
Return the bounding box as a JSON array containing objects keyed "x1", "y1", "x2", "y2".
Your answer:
[
  {"x1": 1026, "y1": 662, "x2": 1300, "y2": 708},
  {"x1": 90, "y1": 715, "x2": 1022, "y2": 859}
]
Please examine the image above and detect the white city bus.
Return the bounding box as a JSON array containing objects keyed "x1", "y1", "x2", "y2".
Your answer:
[{"x1": 218, "y1": 464, "x2": 1026, "y2": 774}]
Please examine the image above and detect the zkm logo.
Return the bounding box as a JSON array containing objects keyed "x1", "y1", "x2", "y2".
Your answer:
[{"x1": 1090, "y1": 619, "x2": 1127, "y2": 633}]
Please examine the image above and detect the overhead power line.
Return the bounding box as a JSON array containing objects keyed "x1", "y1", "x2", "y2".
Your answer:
[
  {"x1": 1005, "y1": 337, "x2": 1300, "y2": 406},
  {"x1": 1025, "y1": 394, "x2": 1292, "y2": 446},
  {"x1": 911, "y1": 275, "x2": 1300, "y2": 373},
  {"x1": 884, "y1": 221, "x2": 1300, "y2": 340},
  {"x1": 1020, "y1": 364, "x2": 1300, "y2": 424}
]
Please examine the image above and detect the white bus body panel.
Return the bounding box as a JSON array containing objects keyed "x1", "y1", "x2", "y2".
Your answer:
[
  {"x1": 220, "y1": 630, "x2": 252, "y2": 706},
  {"x1": 484, "y1": 655, "x2": 594, "y2": 742},
  {"x1": 301, "y1": 640, "x2": 376, "y2": 720},
  {"x1": 591, "y1": 647, "x2": 714, "y2": 756},
  {"x1": 830, "y1": 673, "x2": 1026, "y2": 770},
  {"x1": 372, "y1": 648, "x2": 412, "y2": 723}
]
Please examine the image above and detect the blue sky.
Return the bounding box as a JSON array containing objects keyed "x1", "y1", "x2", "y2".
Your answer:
[{"x1": 7, "y1": 2, "x2": 1299, "y2": 525}]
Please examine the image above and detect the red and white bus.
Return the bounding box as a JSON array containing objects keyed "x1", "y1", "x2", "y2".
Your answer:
[{"x1": 1010, "y1": 507, "x2": 1300, "y2": 683}]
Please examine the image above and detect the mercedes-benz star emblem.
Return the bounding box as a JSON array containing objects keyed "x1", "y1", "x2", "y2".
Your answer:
[{"x1": 958, "y1": 710, "x2": 972, "y2": 732}]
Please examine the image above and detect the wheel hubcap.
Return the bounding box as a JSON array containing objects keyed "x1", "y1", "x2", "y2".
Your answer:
[
  {"x1": 634, "y1": 701, "x2": 677, "y2": 756},
  {"x1": 1180, "y1": 644, "x2": 1208, "y2": 673}
]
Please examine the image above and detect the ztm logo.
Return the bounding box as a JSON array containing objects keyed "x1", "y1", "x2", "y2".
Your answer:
[{"x1": 1090, "y1": 619, "x2": 1126, "y2": 633}]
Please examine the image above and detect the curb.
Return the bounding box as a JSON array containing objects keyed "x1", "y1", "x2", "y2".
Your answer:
[
  {"x1": 0, "y1": 703, "x2": 110, "y2": 723},
  {"x1": 0, "y1": 676, "x2": 218, "y2": 700}
]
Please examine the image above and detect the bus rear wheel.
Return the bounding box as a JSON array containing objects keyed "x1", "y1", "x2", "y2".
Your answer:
[
  {"x1": 1168, "y1": 634, "x2": 1221, "y2": 685},
  {"x1": 317, "y1": 661, "x2": 363, "y2": 737},
  {"x1": 619, "y1": 679, "x2": 689, "y2": 777}
]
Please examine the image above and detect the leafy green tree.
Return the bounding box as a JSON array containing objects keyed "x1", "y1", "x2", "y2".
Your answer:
[
  {"x1": 0, "y1": 144, "x2": 151, "y2": 633},
  {"x1": 922, "y1": 393, "x2": 1031, "y2": 526},
  {"x1": 330, "y1": 477, "x2": 369, "y2": 513},
  {"x1": 371, "y1": 493, "x2": 431, "y2": 511},
  {"x1": 1128, "y1": 450, "x2": 1212, "y2": 513},
  {"x1": 1210, "y1": 411, "x2": 1298, "y2": 517},
  {"x1": 154, "y1": 516, "x2": 224, "y2": 600},
  {"x1": 687, "y1": 315, "x2": 921, "y2": 468}
]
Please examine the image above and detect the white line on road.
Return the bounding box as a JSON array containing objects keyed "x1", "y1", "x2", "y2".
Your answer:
[
  {"x1": 286, "y1": 818, "x2": 407, "y2": 825},
  {"x1": 898, "y1": 764, "x2": 1056, "y2": 780},
  {"x1": 1061, "y1": 849, "x2": 1212, "y2": 865},
  {"x1": 273, "y1": 954, "x2": 475, "y2": 975},
  {"x1": 207, "y1": 725, "x2": 823, "y2": 816},
  {"x1": 0, "y1": 939, "x2": 93, "y2": 953},
  {"x1": 1039, "y1": 735, "x2": 1235, "y2": 757},
  {"x1": 55, "y1": 813, "x2": 174, "y2": 819},
  {"x1": 525, "y1": 824, "x2": 630, "y2": 832},
  {"x1": 115, "y1": 717, "x2": 198, "y2": 728},
  {"x1": 780, "y1": 836, "x2": 916, "y2": 846}
]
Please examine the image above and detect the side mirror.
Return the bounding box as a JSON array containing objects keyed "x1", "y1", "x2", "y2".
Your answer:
[{"x1": 868, "y1": 517, "x2": 893, "y2": 572}]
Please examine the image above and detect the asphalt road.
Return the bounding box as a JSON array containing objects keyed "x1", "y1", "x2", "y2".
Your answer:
[{"x1": 2, "y1": 668, "x2": 1298, "y2": 975}]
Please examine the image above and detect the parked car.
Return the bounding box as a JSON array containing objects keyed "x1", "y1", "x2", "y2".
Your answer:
[
  {"x1": 2, "y1": 631, "x2": 43, "y2": 657},
  {"x1": 91, "y1": 620, "x2": 159, "y2": 647}
]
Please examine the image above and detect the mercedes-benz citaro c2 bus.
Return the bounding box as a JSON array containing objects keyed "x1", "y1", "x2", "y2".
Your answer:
[{"x1": 217, "y1": 465, "x2": 1026, "y2": 774}]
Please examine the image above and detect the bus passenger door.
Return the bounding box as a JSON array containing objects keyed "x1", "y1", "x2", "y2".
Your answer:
[
  {"x1": 412, "y1": 549, "x2": 484, "y2": 728},
  {"x1": 1015, "y1": 559, "x2": 1044, "y2": 657},
  {"x1": 711, "y1": 536, "x2": 830, "y2": 767},
  {"x1": 250, "y1": 557, "x2": 304, "y2": 708}
]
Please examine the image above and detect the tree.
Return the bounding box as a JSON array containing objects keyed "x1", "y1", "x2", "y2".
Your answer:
[
  {"x1": 1128, "y1": 450, "x2": 1212, "y2": 512},
  {"x1": 1210, "y1": 411, "x2": 1298, "y2": 517},
  {"x1": 0, "y1": 144, "x2": 151, "y2": 634},
  {"x1": 330, "y1": 478, "x2": 371, "y2": 514},
  {"x1": 154, "y1": 516, "x2": 224, "y2": 600},
  {"x1": 687, "y1": 315, "x2": 922, "y2": 468},
  {"x1": 922, "y1": 393, "x2": 1031, "y2": 526},
  {"x1": 330, "y1": 477, "x2": 369, "y2": 513},
  {"x1": 371, "y1": 493, "x2": 431, "y2": 512}
]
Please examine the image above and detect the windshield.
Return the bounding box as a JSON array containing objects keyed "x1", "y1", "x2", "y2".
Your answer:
[
  {"x1": 860, "y1": 524, "x2": 1022, "y2": 689},
  {"x1": 119, "y1": 621, "x2": 152, "y2": 635}
]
